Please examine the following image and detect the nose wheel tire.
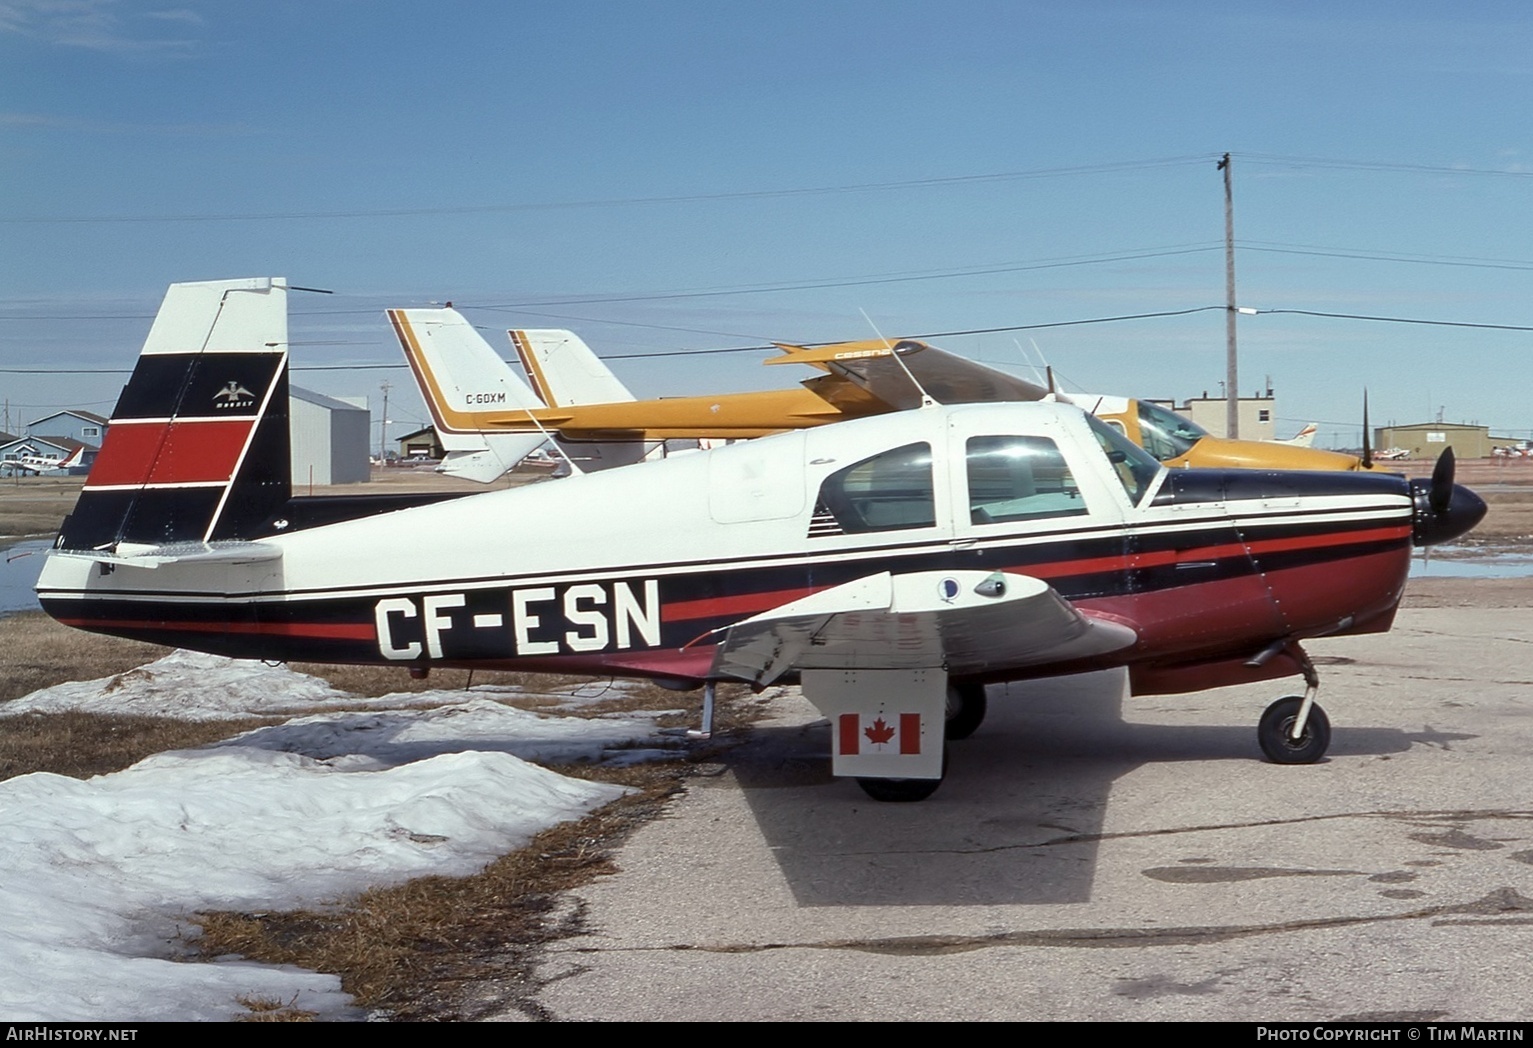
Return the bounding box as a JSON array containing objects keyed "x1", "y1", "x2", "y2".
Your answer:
[
  {"x1": 945, "y1": 682, "x2": 988, "y2": 741},
  {"x1": 1258, "y1": 695, "x2": 1331, "y2": 764}
]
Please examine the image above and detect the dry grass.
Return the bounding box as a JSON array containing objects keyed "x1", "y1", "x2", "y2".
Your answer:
[
  {"x1": 0, "y1": 613, "x2": 247, "y2": 781},
  {"x1": 0, "y1": 475, "x2": 81, "y2": 541},
  {"x1": 1470, "y1": 489, "x2": 1533, "y2": 542},
  {"x1": 0, "y1": 612, "x2": 170, "y2": 705},
  {"x1": 0, "y1": 710, "x2": 258, "y2": 782},
  {"x1": 289, "y1": 662, "x2": 549, "y2": 700},
  {"x1": 234, "y1": 994, "x2": 318, "y2": 1022}
]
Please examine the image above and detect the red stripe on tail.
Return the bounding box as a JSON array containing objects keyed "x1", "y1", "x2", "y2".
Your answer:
[{"x1": 89, "y1": 419, "x2": 255, "y2": 487}]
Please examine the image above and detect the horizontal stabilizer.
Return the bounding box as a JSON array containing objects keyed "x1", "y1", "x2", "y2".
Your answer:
[
  {"x1": 53, "y1": 540, "x2": 282, "y2": 569},
  {"x1": 435, "y1": 438, "x2": 548, "y2": 483},
  {"x1": 711, "y1": 569, "x2": 1136, "y2": 687}
]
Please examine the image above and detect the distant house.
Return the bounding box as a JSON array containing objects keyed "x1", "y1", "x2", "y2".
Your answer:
[
  {"x1": 28, "y1": 410, "x2": 108, "y2": 447},
  {"x1": 396, "y1": 427, "x2": 443, "y2": 460},
  {"x1": 290, "y1": 387, "x2": 370, "y2": 486},
  {"x1": 0, "y1": 410, "x2": 107, "y2": 475}
]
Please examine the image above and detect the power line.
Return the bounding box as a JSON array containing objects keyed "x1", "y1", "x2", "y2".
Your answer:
[
  {"x1": 5, "y1": 305, "x2": 1532, "y2": 375},
  {"x1": 1242, "y1": 242, "x2": 1533, "y2": 272},
  {"x1": 15, "y1": 233, "x2": 1533, "y2": 325},
  {"x1": 1259, "y1": 308, "x2": 1533, "y2": 332},
  {"x1": 0, "y1": 155, "x2": 1210, "y2": 225},
  {"x1": 599, "y1": 308, "x2": 1230, "y2": 358},
  {"x1": 1239, "y1": 152, "x2": 1533, "y2": 179},
  {"x1": 0, "y1": 243, "x2": 1224, "y2": 321}
]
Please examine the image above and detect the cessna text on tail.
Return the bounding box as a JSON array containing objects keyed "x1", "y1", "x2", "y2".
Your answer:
[{"x1": 37, "y1": 279, "x2": 1485, "y2": 801}]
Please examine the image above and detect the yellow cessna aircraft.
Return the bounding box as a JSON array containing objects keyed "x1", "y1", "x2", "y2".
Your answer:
[{"x1": 387, "y1": 308, "x2": 1370, "y2": 481}]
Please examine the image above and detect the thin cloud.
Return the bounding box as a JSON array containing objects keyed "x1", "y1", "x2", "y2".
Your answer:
[
  {"x1": 0, "y1": 0, "x2": 202, "y2": 54},
  {"x1": 0, "y1": 110, "x2": 258, "y2": 135},
  {"x1": 141, "y1": 7, "x2": 203, "y2": 25}
]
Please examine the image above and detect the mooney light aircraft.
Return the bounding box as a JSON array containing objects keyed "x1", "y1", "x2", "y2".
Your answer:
[
  {"x1": 39, "y1": 279, "x2": 1485, "y2": 801},
  {"x1": 389, "y1": 308, "x2": 1379, "y2": 481}
]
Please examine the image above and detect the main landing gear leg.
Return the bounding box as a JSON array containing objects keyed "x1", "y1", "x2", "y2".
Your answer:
[
  {"x1": 687, "y1": 680, "x2": 717, "y2": 739},
  {"x1": 1254, "y1": 643, "x2": 1331, "y2": 764}
]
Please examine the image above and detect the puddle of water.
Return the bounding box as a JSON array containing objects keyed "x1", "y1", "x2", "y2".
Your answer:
[
  {"x1": 1410, "y1": 548, "x2": 1533, "y2": 579},
  {"x1": 1, "y1": 540, "x2": 50, "y2": 616}
]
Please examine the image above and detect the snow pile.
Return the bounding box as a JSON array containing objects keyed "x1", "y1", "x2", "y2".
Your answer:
[
  {"x1": 224, "y1": 699, "x2": 676, "y2": 768},
  {"x1": 0, "y1": 650, "x2": 352, "y2": 720},
  {"x1": 1, "y1": 649, "x2": 675, "y2": 722},
  {"x1": 0, "y1": 651, "x2": 680, "y2": 1021}
]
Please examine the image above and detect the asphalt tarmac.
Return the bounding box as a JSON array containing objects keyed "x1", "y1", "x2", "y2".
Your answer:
[{"x1": 525, "y1": 591, "x2": 1533, "y2": 1021}]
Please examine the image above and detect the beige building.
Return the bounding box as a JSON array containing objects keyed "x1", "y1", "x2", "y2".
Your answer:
[
  {"x1": 1375, "y1": 422, "x2": 1492, "y2": 460},
  {"x1": 1149, "y1": 392, "x2": 1277, "y2": 441}
]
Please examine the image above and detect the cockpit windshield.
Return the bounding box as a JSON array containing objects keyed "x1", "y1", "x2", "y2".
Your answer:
[
  {"x1": 1087, "y1": 414, "x2": 1162, "y2": 506},
  {"x1": 1135, "y1": 401, "x2": 1209, "y2": 460}
]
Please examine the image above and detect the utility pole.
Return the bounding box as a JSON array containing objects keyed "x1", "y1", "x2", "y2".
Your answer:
[
  {"x1": 1218, "y1": 152, "x2": 1238, "y2": 439},
  {"x1": 378, "y1": 380, "x2": 391, "y2": 461}
]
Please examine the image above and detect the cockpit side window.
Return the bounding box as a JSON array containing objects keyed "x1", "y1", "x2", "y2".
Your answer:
[
  {"x1": 1087, "y1": 414, "x2": 1162, "y2": 506},
  {"x1": 1135, "y1": 401, "x2": 1208, "y2": 461},
  {"x1": 965, "y1": 435, "x2": 1087, "y2": 525},
  {"x1": 815, "y1": 442, "x2": 935, "y2": 533}
]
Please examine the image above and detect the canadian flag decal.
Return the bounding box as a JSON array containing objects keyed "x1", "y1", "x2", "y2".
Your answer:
[{"x1": 838, "y1": 713, "x2": 922, "y2": 756}]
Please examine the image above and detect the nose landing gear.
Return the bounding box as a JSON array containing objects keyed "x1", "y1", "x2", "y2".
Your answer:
[{"x1": 1255, "y1": 644, "x2": 1330, "y2": 764}]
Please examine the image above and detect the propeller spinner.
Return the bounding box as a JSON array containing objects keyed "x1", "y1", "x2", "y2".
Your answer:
[{"x1": 1410, "y1": 446, "x2": 1485, "y2": 546}]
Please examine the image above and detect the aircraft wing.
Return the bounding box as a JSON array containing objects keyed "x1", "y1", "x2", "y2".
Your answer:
[
  {"x1": 710, "y1": 569, "x2": 1136, "y2": 687},
  {"x1": 767, "y1": 340, "x2": 1052, "y2": 410}
]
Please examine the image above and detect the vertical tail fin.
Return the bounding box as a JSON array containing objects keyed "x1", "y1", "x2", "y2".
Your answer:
[
  {"x1": 58, "y1": 278, "x2": 291, "y2": 553},
  {"x1": 387, "y1": 307, "x2": 548, "y2": 483},
  {"x1": 508, "y1": 329, "x2": 636, "y2": 407}
]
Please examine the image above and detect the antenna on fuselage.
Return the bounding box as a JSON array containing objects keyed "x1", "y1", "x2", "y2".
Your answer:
[
  {"x1": 1009, "y1": 337, "x2": 1063, "y2": 402},
  {"x1": 859, "y1": 308, "x2": 938, "y2": 408}
]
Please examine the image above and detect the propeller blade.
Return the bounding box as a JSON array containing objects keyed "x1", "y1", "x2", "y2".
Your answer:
[
  {"x1": 1430, "y1": 446, "x2": 1456, "y2": 514},
  {"x1": 1361, "y1": 389, "x2": 1372, "y2": 470}
]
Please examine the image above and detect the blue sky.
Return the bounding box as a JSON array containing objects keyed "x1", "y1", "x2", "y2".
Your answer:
[{"x1": 4, "y1": 1, "x2": 1533, "y2": 446}]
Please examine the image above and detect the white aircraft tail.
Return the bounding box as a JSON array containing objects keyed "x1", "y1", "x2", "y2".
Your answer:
[
  {"x1": 390, "y1": 314, "x2": 651, "y2": 481},
  {"x1": 57, "y1": 278, "x2": 292, "y2": 553},
  {"x1": 1276, "y1": 423, "x2": 1318, "y2": 448},
  {"x1": 508, "y1": 330, "x2": 636, "y2": 406},
  {"x1": 387, "y1": 308, "x2": 548, "y2": 483}
]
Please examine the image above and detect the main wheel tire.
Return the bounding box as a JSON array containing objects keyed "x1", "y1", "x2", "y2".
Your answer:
[
  {"x1": 856, "y1": 745, "x2": 948, "y2": 802},
  {"x1": 856, "y1": 775, "x2": 943, "y2": 802},
  {"x1": 1258, "y1": 695, "x2": 1331, "y2": 764},
  {"x1": 945, "y1": 681, "x2": 988, "y2": 741}
]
